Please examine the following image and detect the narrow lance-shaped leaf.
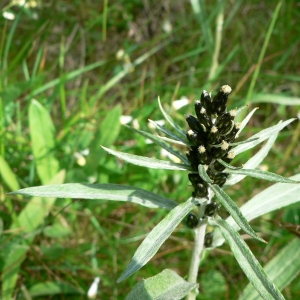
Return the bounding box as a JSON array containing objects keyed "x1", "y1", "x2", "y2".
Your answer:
[
  {"x1": 157, "y1": 97, "x2": 187, "y2": 138},
  {"x1": 102, "y1": 146, "x2": 191, "y2": 171},
  {"x1": 117, "y1": 198, "x2": 196, "y2": 282},
  {"x1": 148, "y1": 119, "x2": 188, "y2": 145},
  {"x1": 9, "y1": 183, "x2": 178, "y2": 210},
  {"x1": 124, "y1": 125, "x2": 189, "y2": 164},
  {"x1": 239, "y1": 238, "x2": 300, "y2": 300},
  {"x1": 225, "y1": 168, "x2": 299, "y2": 184},
  {"x1": 226, "y1": 133, "x2": 278, "y2": 186},
  {"x1": 208, "y1": 184, "x2": 266, "y2": 243},
  {"x1": 236, "y1": 107, "x2": 259, "y2": 135},
  {"x1": 213, "y1": 173, "x2": 300, "y2": 248},
  {"x1": 233, "y1": 118, "x2": 295, "y2": 156},
  {"x1": 209, "y1": 217, "x2": 285, "y2": 300}
]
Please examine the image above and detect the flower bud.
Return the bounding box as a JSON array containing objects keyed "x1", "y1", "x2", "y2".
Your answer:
[
  {"x1": 204, "y1": 232, "x2": 214, "y2": 247},
  {"x1": 197, "y1": 146, "x2": 212, "y2": 165},
  {"x1": 200, "y1": 90, "x2": 212, "y2": 115},
  {"x1": 207, "y1": 126, "x2": 220, "y2": 144},
  {"x1": 185, "y1": 212, "x2": 198, "y2": 228},
  {"x1": 205, "y1": 201, "x2": 220, "y2": 217},
  {"x1": 192, "y1": 182, "x2": 208, "y2": 198},
  {"x1": 213, "y1": 172, "x2": 229, "y2": 187},
  {"x1": 210, "y1": 85, "x2": 232, "y2": 115},
  {"x1": 213, "y1": 150, "x2": 235, "y2": 171},
  {"x1": 186, "y1": 115, "x2": 202, "y2": 133}
]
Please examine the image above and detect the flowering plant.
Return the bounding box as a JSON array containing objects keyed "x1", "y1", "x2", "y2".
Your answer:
[{"x1": 11, "y1": 85, "x2": 300, "y2": 299}]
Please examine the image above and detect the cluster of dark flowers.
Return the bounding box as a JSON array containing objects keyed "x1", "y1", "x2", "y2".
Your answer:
[{"x1": 185, "y1": 85, "x2": 240, "y2": 230}]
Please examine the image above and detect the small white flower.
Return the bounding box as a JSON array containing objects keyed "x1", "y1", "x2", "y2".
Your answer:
[
  {"x1": 3, "y1": 11, "x2": 15, "y2": 20},
  {"x1": 162, "y1": 19, "x2": 173, "y2": 33},
  {"x1": 87, "y1": 277, "x2": 101, "y2": 299},
  {"x1": 172, "y1": 97, "x2": 189, "y2": 110},
  {"x1": 120, "y1": 115, "x2": 133, "y2": 125}
]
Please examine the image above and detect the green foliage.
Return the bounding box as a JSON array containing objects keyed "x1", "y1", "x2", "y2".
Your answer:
[{"x1": 1, "y1": 0, "x2": 300, "y2": 299}]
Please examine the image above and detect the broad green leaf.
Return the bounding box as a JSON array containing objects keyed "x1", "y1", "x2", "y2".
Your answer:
[
  {"x1": 126, "y1": 269, "x2": 198, "y2": 300},
  {"x1": 158, "y1": 97, "x2": 187, "y2": 138},
  {"x1": 225, "y1": 168, "x2": 299, "y2": 184},
  {"x1": 226, "y1": 133, "x2": 278, "y2": 186},
  {"x1": 2, "y1": 171, "x2": 65, "y2": 300},
  {"x1": 124, "y1": 125, "x2": 189, "y2": 164},
  {"x1": 198, "y1": 164, "x2": 213, "y2": 183},
  {"x1": 240, "y1": 238, "x2": 300, "y2": 300},
  {"x1": 29, "y1": 99, "x2": 60, "y2": 184},
  {"x1": 1, "y1": 245, "x2": 29, "y2": 300},
  {"x1": 29, "y1": 281, "x2": 83, "y2": 297},
  {"x1": 213, "y1": 173, "x2": 300, "y2": 247},
  {"x1": 236, "y1": 107, "x2": 259, "y2": 135},
  {"x1": 43, "y1": 223, "x2": 72, "y2": 238},
  {"x1": 250, "y1": 93, "x2": 300, "y2": 105},
  {"x1": 0, "y1": 155, "x2": 19, "y2": 191},
  {"x1": 117, "y1": 198, "x2": 195, "y2": 282},
  {"x1": 148, "y1": 119, "x2": 188, "y2": 144},
  {"x1": 85, "y1": 105, "x2": 122, "y2": 173},
  {"x1": 209, "y1": 217, "x2": 285, "y2": 300},
  {"x1": 208, "y1": 184, "x2": 265, "y2": 243},
  {"x1": 9, "y1": 183, "x2": 177, "y2": 210},
  {"x1": 102, "y1": 146, "x2": 191, "y2": 171},
  {"x1": 233, "y1": 119, "x2": 295, "y2": 156}
]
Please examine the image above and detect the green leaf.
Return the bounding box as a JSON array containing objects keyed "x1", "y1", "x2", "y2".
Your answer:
[
  {"x1": 209, "y1": 217, "x2": 285, "y2": 300},
  {"x1": 237, "y1": 107, "x2": 259, "y2": 135},
  {"x1": 225, "y1": 168, "x2": 299, "y2": 184},
  {"x1": 208, "y1": 184, "x2": 265, "y2": 243},
  {"x1": 85, "y1": 105, "x2": 122, "y2": 173},
  {"x1": 29, "y1": 281, "x2": 83, "y2": 297},
  {"x1": 2, "y1": 171, "x2": 65, "y2": 300},
  {"x1": 198, "y1": 164, "x2": 213, "y2": 183},
  {"x1": 213, "y1": 173, "x2": 300, "y2": 247},
  {"x1": 158, "y1": 97, "x2": 187, "y2": 138},
  {"x1": 43, "y1": 223, "x2": 72, "y2": 238},
  {"x1": 117, "y1": 198, "x2": 196, "y2": 282},
  {"x1": 148, "y1": 119, "x2": 188, "y2": 144},
  {"x1": 29, "y1": 99, "x2": 60, "y2": 184},
  {"x1": 126, "y1": 269, "x2": 198, "y2": 300},
  {"x1": 0, "y1": 155, "x2": 19, "y2": 191},
  {"x1": 240, "y1": 238, "x2": 300, "y2": 300},
  {"x1": 226, "y1": 133, "x2": 278, "y2": 186},
  {"x1": 124, "y1": 125, "x2": 189, "y2": 164},
  {"x1": 250, "y1": 93, "x2": 300, "y2": 105},
  {"x1": 9, "y1": 183, "x2": 178, "y2": 210},
  {"x1": 102, "y1": 146, "x2": 191, "y2": 171},
  {"x1": 233, "y1": 118, "x2": 295, "y2": 156},
  {"x1": 1, "y1": 245, "x2": 29, "y2": 300}
]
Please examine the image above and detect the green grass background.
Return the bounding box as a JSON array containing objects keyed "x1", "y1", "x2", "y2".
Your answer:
[{"x1": 1, "y1": 0, "x2": 300, "y2": 299}]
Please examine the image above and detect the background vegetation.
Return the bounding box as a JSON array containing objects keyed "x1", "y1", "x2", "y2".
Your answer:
[{"x1": 1, "y1": 0, "x2": 299, "y2": 299}]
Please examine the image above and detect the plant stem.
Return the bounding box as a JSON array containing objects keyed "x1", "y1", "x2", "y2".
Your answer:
[{"x1": 186, "y1": 220, "x2": 208, "y2": 300}]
